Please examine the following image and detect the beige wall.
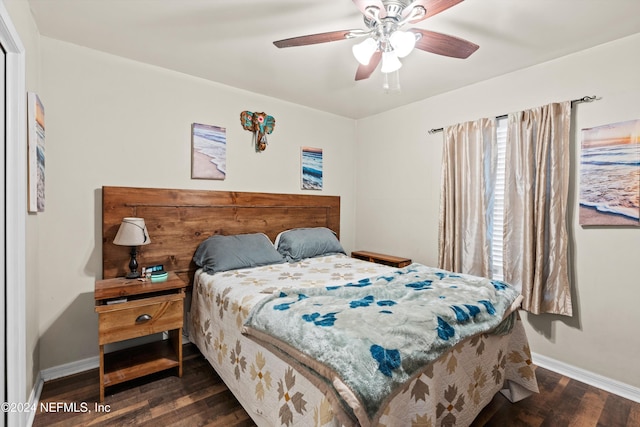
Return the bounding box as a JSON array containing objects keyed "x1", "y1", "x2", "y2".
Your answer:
[
  {"x1": 5, "y1": 0, "x2": 42, "y2": 397},
  {"x1": 36, "y1": 37, "x2": 358, "y2": 370},
  {"x1": 355, "y1": 33, "x2": 640, "y2": 388}
]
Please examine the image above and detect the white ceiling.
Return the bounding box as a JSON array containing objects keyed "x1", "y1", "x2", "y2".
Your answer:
[{"x1": 27, "y1": 0, "x2": 640, "y2": 119}]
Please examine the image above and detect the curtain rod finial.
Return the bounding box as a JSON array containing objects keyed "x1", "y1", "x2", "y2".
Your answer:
[{"x1": 575, "y1": 95, "x2": 598, "y2": 104}]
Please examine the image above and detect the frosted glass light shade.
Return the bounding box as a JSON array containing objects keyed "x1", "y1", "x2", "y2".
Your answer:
[
  {"x1": 389, "y1": 30, "x2": 417, "y2": 58},
  {"x1": 381, "y1": 51, "x2": 402, "y2": 73},
  {"x1": 113, "y1": 217, "x2": 151, "y2": 246},
  {"x1": 352, "y1": 38, "x2": 378, "y2": 65}
]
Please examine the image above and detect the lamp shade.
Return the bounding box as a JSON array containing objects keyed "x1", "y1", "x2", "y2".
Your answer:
[
  {"x1": 352, "y1": 37, "x2": 378, "y2": 65},
  {"x1": 389, "y1": 30, "x2": 417, "y2": 58},
  {"x1": 113, "y1": 217, "x2": 151, "y2": 246},
  {"x1": 381, "y1": 51, "x2": 402, "y2": 73}
]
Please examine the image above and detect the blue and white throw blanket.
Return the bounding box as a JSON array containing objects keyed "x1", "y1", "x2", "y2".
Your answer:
[{"x1": 243, "y1": 264, "x2": 521, "y2": 427}]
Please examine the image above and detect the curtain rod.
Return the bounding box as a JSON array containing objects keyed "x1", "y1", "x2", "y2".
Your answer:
[{"x1": 427, "y1": 95, "x2": 598, "y2": 134}]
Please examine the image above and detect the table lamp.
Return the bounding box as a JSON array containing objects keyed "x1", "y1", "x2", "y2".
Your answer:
[{"x1": 113, "y1": 217, "x2": 151, "y2": 279}]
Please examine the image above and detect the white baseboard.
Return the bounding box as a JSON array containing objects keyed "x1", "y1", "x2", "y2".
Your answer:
[
  {"x1": 26, "y1": 371, "x2": 43, "y2": 427},
  {"x1": 26, "y1": 357, "x2": 99, "y2": 427},
  {"x1": 40, "y1": 356, "x2": 100, "y2": 382},
  {"x1": 532, "y1": 352, "x2": 640, "y2": 403}
]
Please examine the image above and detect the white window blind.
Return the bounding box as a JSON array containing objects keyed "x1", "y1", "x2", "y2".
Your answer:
[{"x1": 491, "y1": 118, "x2": 507, "y2": 280}]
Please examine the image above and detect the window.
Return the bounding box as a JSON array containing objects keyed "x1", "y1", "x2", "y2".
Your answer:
[{"x1": 491, "y1": 117, "x2": 507, "y2": 280}]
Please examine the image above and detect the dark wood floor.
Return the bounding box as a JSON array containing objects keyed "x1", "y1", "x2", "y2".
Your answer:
[{"x1": 33, "y1": 344, "x2": 640, "y2": 427}]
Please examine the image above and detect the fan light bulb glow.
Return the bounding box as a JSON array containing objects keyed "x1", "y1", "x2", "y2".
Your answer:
[
  {"x1": 389, "y1": 30, "x2": 417, "y2": 58},
  {"x1": 352, "y1": 38, "x2": 377, "y2": 65},
  {"x1": 381, "y1": 51, "x2": 402, "y2": 73}
]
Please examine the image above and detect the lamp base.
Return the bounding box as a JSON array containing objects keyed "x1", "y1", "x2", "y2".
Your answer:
[{"x1": 126, "y1": 246, "x2": 140, "y2": 279}]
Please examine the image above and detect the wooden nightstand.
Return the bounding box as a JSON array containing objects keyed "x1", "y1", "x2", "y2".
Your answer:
[
  {"x1": 94, "y1": 272, "x2": 186, "y2": 402},
  {"x1": 351, "y1": 250, "x2": 412, "y2": 268}
]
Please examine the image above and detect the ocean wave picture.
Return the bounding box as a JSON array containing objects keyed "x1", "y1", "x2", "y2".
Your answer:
[
  {"x1": 301, "y1": 146, "x2": 323, "y2": 190},
  {"x1": 579, "y1": 119, "x2": 640, "y2": 226},
  {"x1": 191, "y1": 123, "x2": 226, "y2": 180}
]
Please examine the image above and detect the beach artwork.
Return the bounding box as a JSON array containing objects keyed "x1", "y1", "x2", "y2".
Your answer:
[
  {"x1": 27, "y1": 92, "x2": 45, "y2": 213},
  {"x1": 191, "y1": 123, "x2": 226, "y2": 180},
  {"x1": 301, "y1": 147, "x2": 323, "y2": 190},
  {"x1": 579, "y1": 119, "x2": 640, "y2": 226}
]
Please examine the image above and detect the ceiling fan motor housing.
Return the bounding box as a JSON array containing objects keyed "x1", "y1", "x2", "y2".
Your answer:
[
  {"x1": 364, "y1": 0, "x2": 422, "y2": 29},
  {"x1": 385, "y1": 0, "x2": 411, "y2": 18}
]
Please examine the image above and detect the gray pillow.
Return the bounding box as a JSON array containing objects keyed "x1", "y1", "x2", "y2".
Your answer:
[
  {"x1": 275, "y1": 227, "x2": 345, "y2": 262},
  {"x1": 193, "y1": 233, "x2": 284, "y2": 274}
]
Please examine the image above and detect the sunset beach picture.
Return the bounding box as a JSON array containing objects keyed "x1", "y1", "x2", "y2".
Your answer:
[
  {"x1": 191, "y1": 123, "x2": 226, "y2": 180},
  {"x1": 579, "y1": 119, "x2": 640, "y2": 226},
  {"x1": 301, "y1": 146, "x2": 323, "y2": 190}
]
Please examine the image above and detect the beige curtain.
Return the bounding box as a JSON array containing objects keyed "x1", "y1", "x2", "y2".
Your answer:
[
  {"x1": 438, "y1": 118, "x2": 496, "y2": 277},
  {"x1": 503, "y1": 102, "x2": 573, "y2": 316}
]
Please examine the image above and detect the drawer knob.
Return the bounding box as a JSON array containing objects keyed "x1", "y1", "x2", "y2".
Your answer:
[{"x1": 136, "y1": 314, "x2": 152, "y2": 324}]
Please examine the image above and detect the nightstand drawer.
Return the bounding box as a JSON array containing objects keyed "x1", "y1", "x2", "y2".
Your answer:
[{"x1": 97, "y1": 294, "x2": 184, "y2": 345}]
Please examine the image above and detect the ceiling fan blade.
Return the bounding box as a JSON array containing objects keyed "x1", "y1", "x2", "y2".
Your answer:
[
  {"x1": 402, "y1": 0, "x2": 464, "y2": 23},
  {"x1": 352, "y1": 0, "x2": 387, "y2": 19},
  {"x1": 274, "y1": 30, "x2": 355, "y2": 48},
  {"x1": 355, "y1": 51, "x2": 382, "y2": 81},
  {"x1": 412, "y1": 29, "x2": 478, "y2": 59}
]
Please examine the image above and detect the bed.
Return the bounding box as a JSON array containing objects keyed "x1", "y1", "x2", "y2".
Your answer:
[{"x1": 102, "y1": 186, "x2": 538, "y2": 427}]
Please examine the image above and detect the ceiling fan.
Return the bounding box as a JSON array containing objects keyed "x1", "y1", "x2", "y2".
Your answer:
[{"x1": 273, "y1": 0, "x2": 479, "y2": 81}]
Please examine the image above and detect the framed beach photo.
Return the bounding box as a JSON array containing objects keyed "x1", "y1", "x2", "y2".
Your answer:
[
  {"x1": 191, "y1": 123, "x2": 226, "y2": 180},
  {"x1": 301, "y1": 146, "x2": 323, "y2": 190},
  {"x1": 579, "y1": 119, "x2": 640, "y2": 226},
  {"x1": 27, "y1": 92, "x2": 45, "y2": 213}
]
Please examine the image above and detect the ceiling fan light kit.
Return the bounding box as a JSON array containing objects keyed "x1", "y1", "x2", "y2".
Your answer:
[
  {"x1": 353, "y1": 29, "x2": 417, "y2": 70},
  {"x1": 273, "y1": 0, "x2": 478, "y2": 87}
]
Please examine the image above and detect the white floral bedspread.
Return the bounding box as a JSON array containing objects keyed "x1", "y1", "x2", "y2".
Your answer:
[{"x1": 189, "y1": 254, "x2": 538, "y2": 426}]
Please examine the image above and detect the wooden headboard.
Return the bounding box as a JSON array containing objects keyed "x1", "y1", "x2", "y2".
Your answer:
[{"x1": 102, "y1": 186, "x2": 340, "y2": 283}]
